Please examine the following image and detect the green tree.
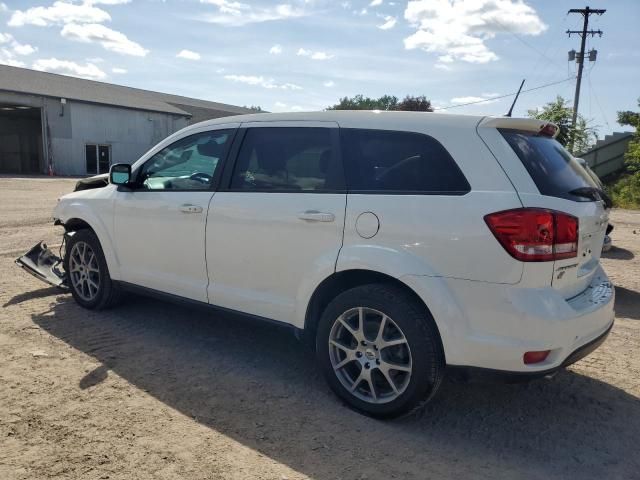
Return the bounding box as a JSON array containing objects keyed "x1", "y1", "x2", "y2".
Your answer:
[
  {"x1": 327, "y1": 94, "x2": 432, "y2": 112},
  {"x1": 527, "y1": 96, "x2": 597, "y2": 154},
  {"x1": 608, "y1": 98, "x2": 640, "y2": 208},
  {"x1": 617, "y1": 98, "x2": 640, "y2": 173}
]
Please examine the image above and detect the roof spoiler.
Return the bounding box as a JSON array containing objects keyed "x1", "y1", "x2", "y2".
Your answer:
[{"x1": 478, "y1": 117, "x2": 560, "y2": 139}]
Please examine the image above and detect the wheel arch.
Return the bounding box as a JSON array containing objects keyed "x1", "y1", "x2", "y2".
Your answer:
[
  {"x1": 63, "y1": 217, "x2": 94, "y2": 233},
  {"x1": 302, "y1": 269, "x2": 444, "y2": 356},
  {"x1": 59, "y1": 214, "x2": 121, "y2": 279}
]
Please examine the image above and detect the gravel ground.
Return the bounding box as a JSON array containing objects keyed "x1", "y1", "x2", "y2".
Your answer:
[{"x1": 0, "y1": 176, "x2": 639, "y2": 480}]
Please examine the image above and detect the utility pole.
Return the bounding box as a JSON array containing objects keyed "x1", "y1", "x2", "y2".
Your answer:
[{"x1": 567, "y1": 6, "x2": 605, "y2": 152}]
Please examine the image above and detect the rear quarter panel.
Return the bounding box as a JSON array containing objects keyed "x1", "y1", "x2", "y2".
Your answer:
[{"x1": 336, "y1": 120, "x2": 524, "y2": 284}]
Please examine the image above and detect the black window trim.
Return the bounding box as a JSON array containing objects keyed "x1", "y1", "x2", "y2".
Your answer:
[
  {"x1": 339, "y1": 127, "x2": 471, "y2": 196},
  {"x1": 128, "y1": 127, "x2": 239, "y2": 193},
  {"x1": 219, "y1": 125, "x2": 347, "y2": 194}
]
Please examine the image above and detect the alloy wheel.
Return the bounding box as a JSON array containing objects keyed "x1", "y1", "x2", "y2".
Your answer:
[
  {"x1": 328, "y1": 307, "x2": 412, "y2": 404},
  {"x1": 69, "y1": 241, "x2": 101, "y2": 302}
]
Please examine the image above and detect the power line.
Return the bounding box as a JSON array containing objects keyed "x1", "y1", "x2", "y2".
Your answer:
[
  {"x1": 433, "y1": 77, "x2": 577, "y2": 111},
  {"x1": 491, "y1": 18, "x2": 567, "y2": 72},
  {"x1": 587, "y1": 71, "x2": 611, "y2": 130}
]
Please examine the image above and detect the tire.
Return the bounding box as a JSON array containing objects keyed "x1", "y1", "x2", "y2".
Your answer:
[
  {"x1": 316, "y1": 283, "x2": 445, "y2": 419},
  {"x1": 64, "y1": 229, "x2": 122, "y2": 310}
]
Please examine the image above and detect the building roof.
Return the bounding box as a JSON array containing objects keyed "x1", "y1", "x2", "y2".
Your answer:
[{"x1": 0, "y1": 64, "x2": 252, "y2": 118}]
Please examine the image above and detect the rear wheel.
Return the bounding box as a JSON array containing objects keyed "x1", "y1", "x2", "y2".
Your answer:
[
  {"x1": 64, "y1": 229, "x2": 121, "y2": 310},
  {"x1": 316, "y1": 284, "x2": 444, "y2": 419}
]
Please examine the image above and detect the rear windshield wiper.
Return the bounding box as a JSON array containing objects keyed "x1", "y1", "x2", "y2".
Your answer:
[{"x1": 569, "y1": 187, "x2": 612, "y2": 209}]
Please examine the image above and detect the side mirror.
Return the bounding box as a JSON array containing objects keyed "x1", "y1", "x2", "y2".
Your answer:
[{"x1": 110, "y1": 163, "x2": 131, "y2": 186}]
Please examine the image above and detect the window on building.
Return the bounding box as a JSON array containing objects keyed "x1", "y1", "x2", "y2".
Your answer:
[{"x1": 85, "y1": 144, "x2": 110, "y2": 175}]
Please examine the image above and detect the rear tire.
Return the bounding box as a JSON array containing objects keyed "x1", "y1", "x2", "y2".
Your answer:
[
  {"x1": 64, "y1": 229, "x2": 122, "y2": 310},
  {"x1": 316, "y1": 283, "x2": 444, "y2": 419}
]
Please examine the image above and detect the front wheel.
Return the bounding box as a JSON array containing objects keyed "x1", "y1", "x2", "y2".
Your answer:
[
  {"x1": 316, "y1": 284, "x2": 445, "y2": 419},
  {"x1": 64, "y1": 229, "x2": 121, "y2": 310}
]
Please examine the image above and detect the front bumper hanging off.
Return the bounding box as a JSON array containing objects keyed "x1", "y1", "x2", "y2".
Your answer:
[{"x1": 15, "y1": 241, "x2": 68, "y2": 289}]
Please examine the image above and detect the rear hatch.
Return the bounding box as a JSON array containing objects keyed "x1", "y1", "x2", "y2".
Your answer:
[{"x1": 478, "y1": 118, "x2": 609, "y2": 298}]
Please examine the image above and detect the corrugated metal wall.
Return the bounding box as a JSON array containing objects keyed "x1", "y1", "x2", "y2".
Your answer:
[{"x1": 50, "y1": 100, "x2": 188, "y2": 175}]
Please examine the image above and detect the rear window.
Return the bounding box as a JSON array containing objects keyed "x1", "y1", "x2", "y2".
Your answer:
[
  {"x1": 341, "y1": 128, "x2": 470, "y2": 194},
  {"x1": 499, "y1": 129, "x2": 599, "y2": 202}
]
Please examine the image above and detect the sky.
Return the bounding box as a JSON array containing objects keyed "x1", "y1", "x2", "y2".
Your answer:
[{"x1": 0, "y1": 0, "x2": 638, "y2": 138}]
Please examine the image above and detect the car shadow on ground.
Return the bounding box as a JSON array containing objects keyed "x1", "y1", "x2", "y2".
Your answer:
[
  {"x1": 614, "y1": 286, "x2": 640, "y2": 321},
  {"x1": 602, "y1": 246, "x2": 635, "y2": 261},
  {"x1": 29, "y1": 294, "x2": 639, "y2": 479},
  {"x1": 2, "y1": 285, "x2": 61, "y2": 307}
]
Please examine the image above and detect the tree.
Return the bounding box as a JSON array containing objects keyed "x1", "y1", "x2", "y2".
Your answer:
[
  {"x1": 244, "y1": 105, "x2": 263, "y2": 112},
  {"x1": 397, "y1": 95, "x2": 433, "y2": 111},
  {"x1": 617, "y1": 98, "x2": 640, "y2": 173},
  {"x1": 527, "y1": 96, "x2": 597, "y2": 154},
  {"x1": 606, "y1": 98, "x2": 640, "y2": 208},
  {"x1": 327, "y1": 94, "x2": 432, "y2": 112}
]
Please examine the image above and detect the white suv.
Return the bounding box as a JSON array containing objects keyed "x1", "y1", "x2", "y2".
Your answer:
[{"x1": 18, "y1": 111, "x2": 614, "y2": 418}]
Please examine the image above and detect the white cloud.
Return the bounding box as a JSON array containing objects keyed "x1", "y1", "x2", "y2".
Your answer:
[
  {"x1": 370, "y1": 0, "x2": 383, "y2": 6},
  {"x1": 61, "y1": 23, "x2": 149, "y2": 56},
  {"x1": 450, "y1": 92, "x2": 500, "y2": 105},
  {"x1": 0, "y1": 55, "x2": 26, "y2": 67},
  {"x1": 272, "y1": 101, "x2": 305, "y2": 112},
  {"x1": 200, "y1": 1, "x2": 307, "y2": 26},
  {"x1": 224, "y1": 74, "x2": 302, "y2": 90},
  {"x1": 12, "y1": 42, "x2": 37, "y2": 55},
  {"x1": 323, "y1": 80, "x2": 335, "y2": 87},
  {"x1": 32, "y1": 58, "x2": 106, "y2": 80},
  {"x1": 86, "y1": 0, "x2": 131, "y2": 4},
  {"x1": 0, "y1": 32, "x2": 37, "y2": 62},
  {"x1": 9, "y1": 1, "x2": 111, "y2": 27},
  {"x1": 404, "y1": 0, "x2": 546, "y2": 64},
  {"x1": 111, "y1": 66, "x2": 127, "y2": 73},
  {"x1": 177, "y1": 49, "x2": 201, "y2": 60},
  {"x1": 434, "y1": 63, "x2": 451, "y2": 71},
  {"x1": 451, "y1": 96, "x2": 485, "y2": 104},
  {"x1": 0, "y1": 2, "x2": 7, "y2": 12},
  {"x1": 297, "y1": 47, "x2": 334, "y2": 60},
  {"x1": 269, "y1": 44, "x2": 282, "y2": 54},
  {"x1": 377, "y1": 15, "x2": 396, "y2": 30}
]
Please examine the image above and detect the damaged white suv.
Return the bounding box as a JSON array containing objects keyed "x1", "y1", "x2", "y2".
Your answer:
[{"x1": 18, "y1": 111, "x2": 615, "y2": 418}]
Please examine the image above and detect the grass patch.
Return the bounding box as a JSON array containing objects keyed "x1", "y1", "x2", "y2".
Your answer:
[{"x1": 606, "y1": 172, "x2": 640, "y2": 209}]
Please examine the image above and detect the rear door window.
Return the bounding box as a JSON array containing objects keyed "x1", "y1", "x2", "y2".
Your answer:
[
  {"x1": 499, "y1": 129, "x2": 599, "y2": 202},
  {"x1": 340, "y1": 128, "x2": 470, "y2": 194},
  {"x1": 230, "y1": 127, "x2": 342, "y2": 191}
]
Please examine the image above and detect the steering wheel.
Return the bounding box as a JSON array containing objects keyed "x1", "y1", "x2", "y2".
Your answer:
[{"x1": 189, "y1": 172, "x2": 213, "y2": 184}]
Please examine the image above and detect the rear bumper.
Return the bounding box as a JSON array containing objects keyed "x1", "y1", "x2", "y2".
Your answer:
[
  {"x1": 403, "y1": 265, "x2": 615, "y2": 373},
  {"x1": 447, "y1": 320, "x2": 613, "y2": 383}
]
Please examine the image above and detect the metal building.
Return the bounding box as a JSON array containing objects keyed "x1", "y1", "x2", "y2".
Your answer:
[{"x1": 0, "y1": 64, "x2": 251, "y2": 176}]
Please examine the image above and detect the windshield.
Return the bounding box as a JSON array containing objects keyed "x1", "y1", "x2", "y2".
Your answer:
[{"x1": 499, "y1": 129, "x2": 599, "y2": 202}]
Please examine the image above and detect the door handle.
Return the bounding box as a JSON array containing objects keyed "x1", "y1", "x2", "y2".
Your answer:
[
  {"x1": 297, "y1": 210, "x2": 335, "y2": 222},
  {"x1": 179, "y1": 204, "x2": 203, "y2": 214}
]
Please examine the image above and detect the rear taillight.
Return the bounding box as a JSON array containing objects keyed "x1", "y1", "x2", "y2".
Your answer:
[{"x1": 484, "y1": 208, "x2": 578, "y2": 262}]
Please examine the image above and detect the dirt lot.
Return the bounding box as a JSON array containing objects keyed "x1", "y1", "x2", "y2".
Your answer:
[{"x1": 1, "y1": 176, "x2": 639, "y2": 480}]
